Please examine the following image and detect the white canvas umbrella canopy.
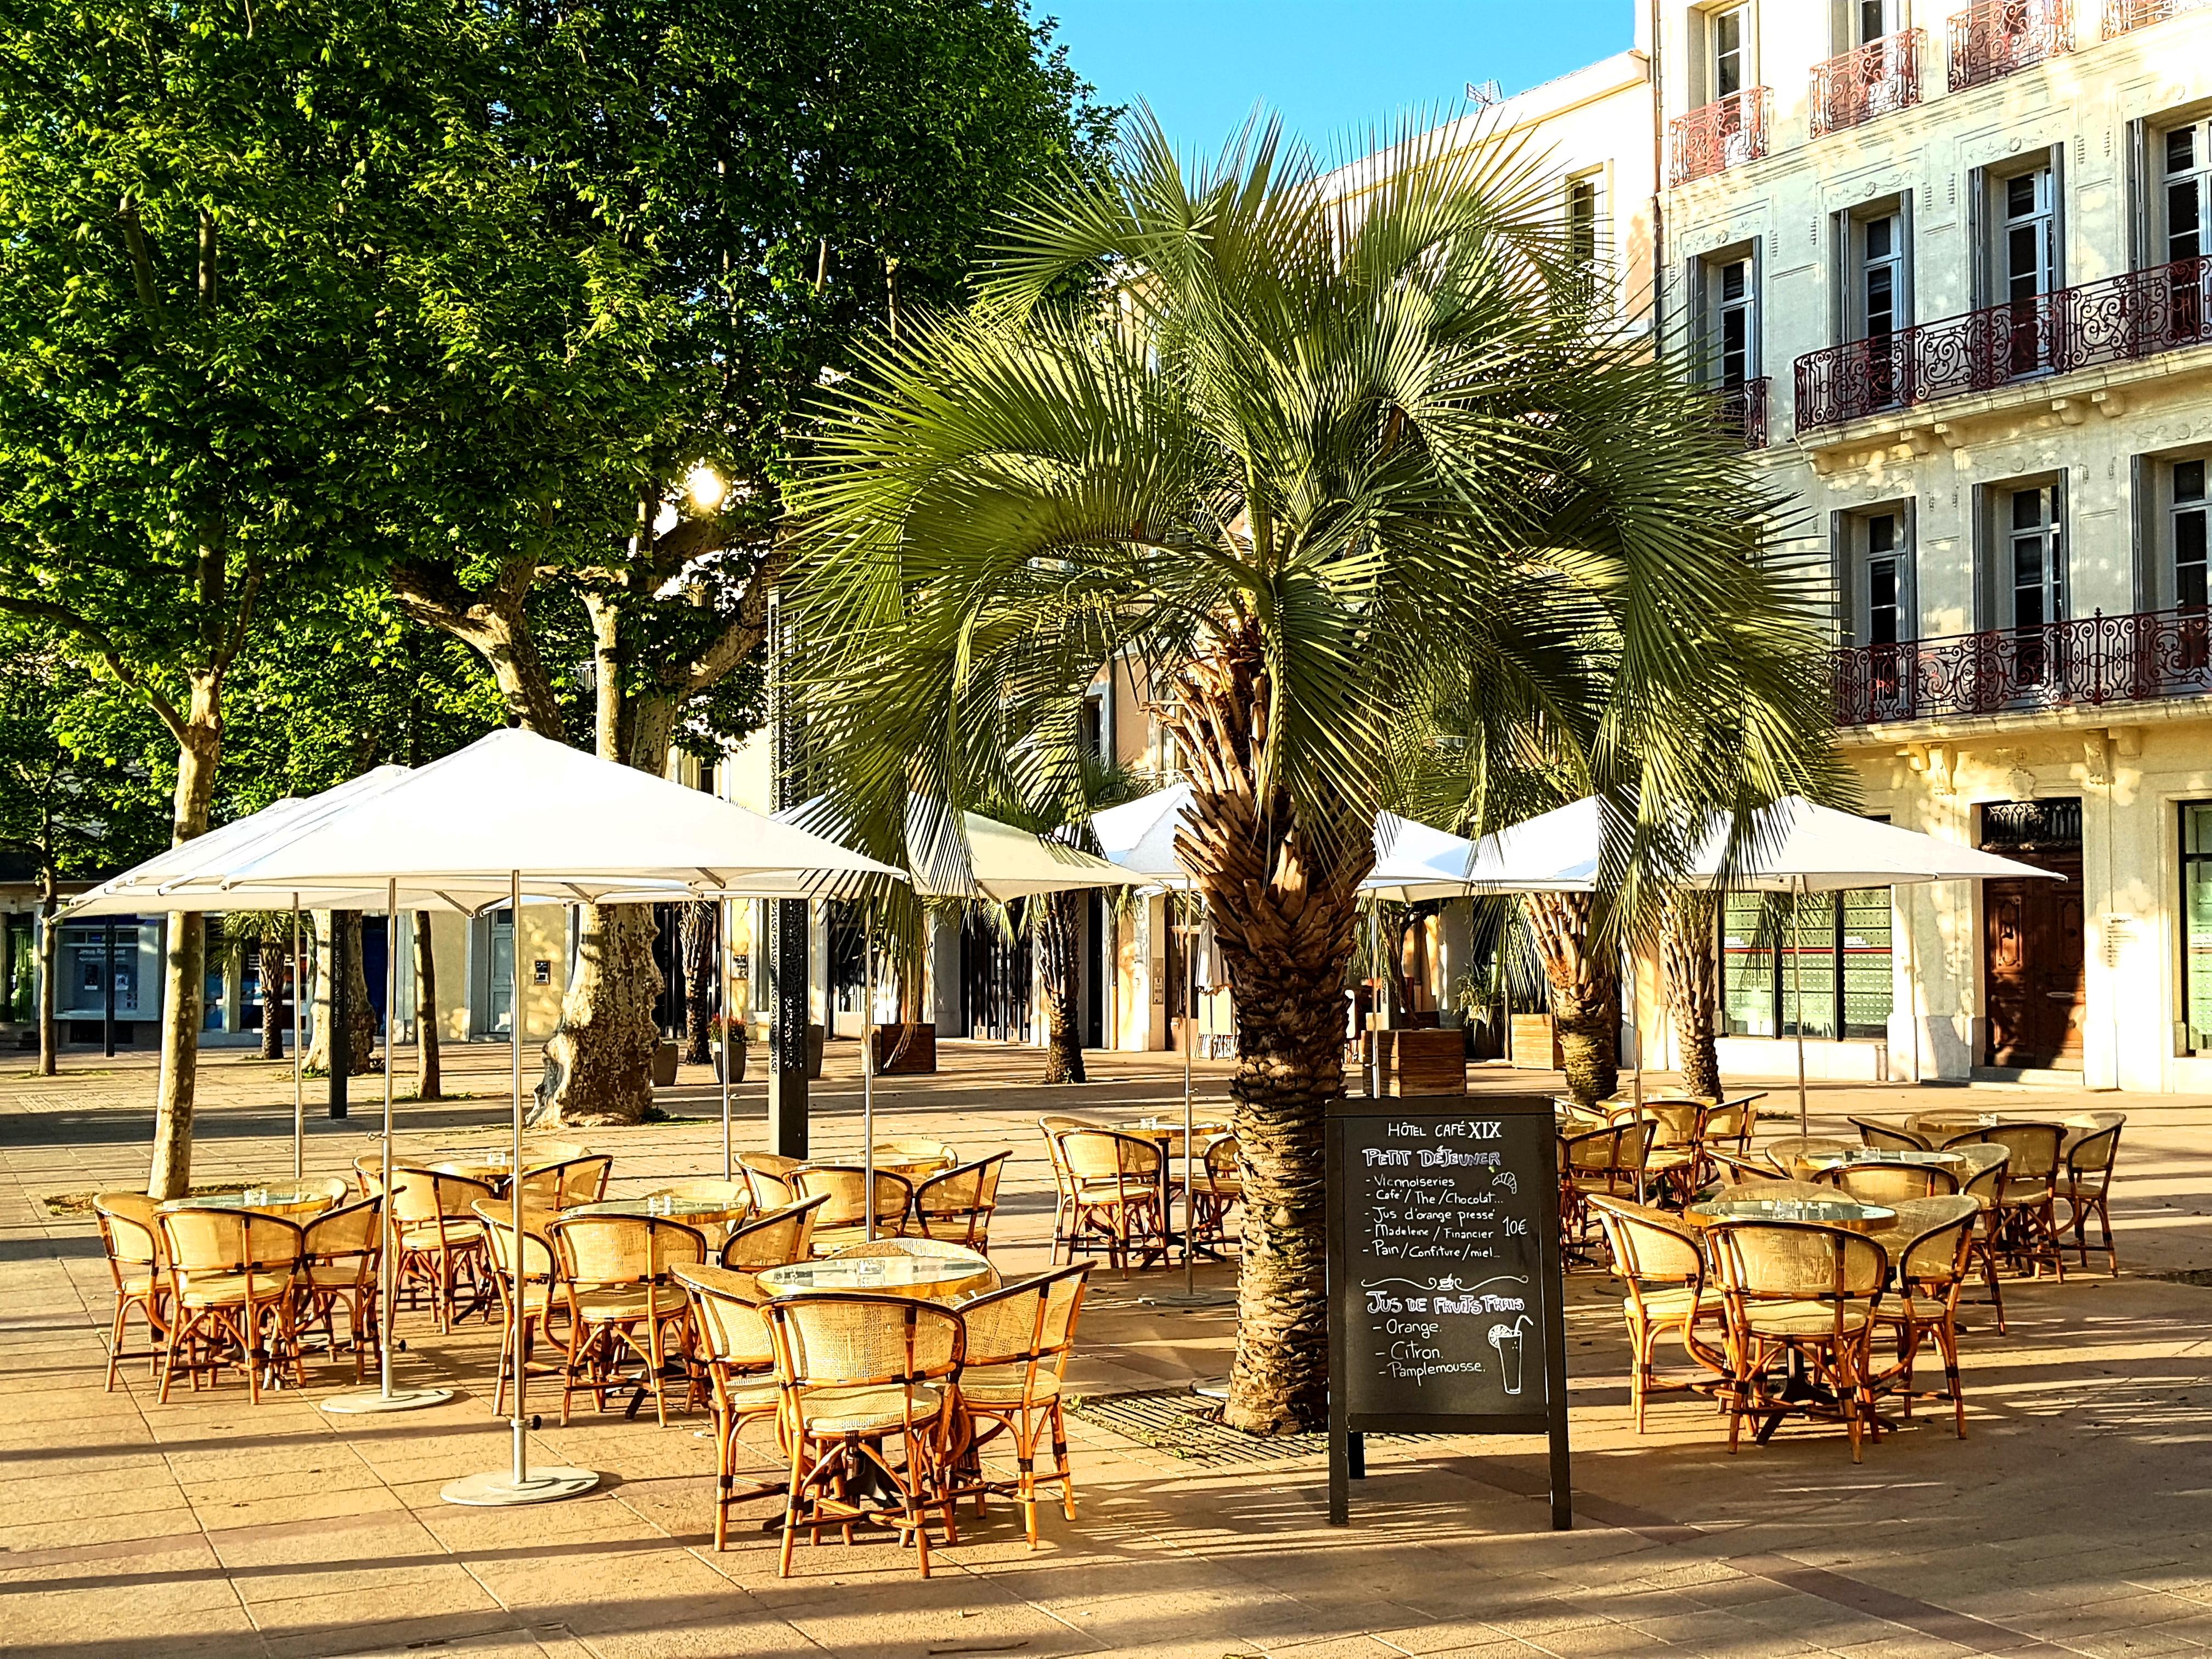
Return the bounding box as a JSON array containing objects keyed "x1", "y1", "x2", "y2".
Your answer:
[
  {"x1": 194, "y1": 727, "x2": 901, "y2": 1506},
  {"x1": 1459, "y1": 795, "x2": 2061, "y2": 1124}
]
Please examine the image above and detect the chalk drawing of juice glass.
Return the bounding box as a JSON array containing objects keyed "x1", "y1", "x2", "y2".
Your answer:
[{"x1": 1488, "y1": 1314, "x2": 1533, "y2": 1396}]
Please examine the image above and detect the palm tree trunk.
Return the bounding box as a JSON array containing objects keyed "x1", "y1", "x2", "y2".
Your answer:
[
  {"x1": 1167, "y1": 629, "x2": 1371, "y2": 1435},
  {"x1": 1662, "y1": 893, "x2": 1722, "y2": 1099},
  {"x1": 259, "y1": 946, "x2": 285, "y2": 1060},
  {"x1": 413, "y1": 910, "x2": 442, "y2": 1102},
  {"x1": 1523, "y1": 892, "x2": 1618, "y2": 1105},
  {"x1": 1035, "y1": 889, "x2": 1086, "y2": 1083}
]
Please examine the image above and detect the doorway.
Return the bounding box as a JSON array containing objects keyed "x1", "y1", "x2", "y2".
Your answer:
[{"x1": 1979, "y1": 798, "x2": 2085, "y2": 1069}]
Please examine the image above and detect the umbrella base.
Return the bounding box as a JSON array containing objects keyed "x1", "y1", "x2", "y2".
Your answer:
[
  {"x1": 1139, "y1": 1287, "x2": 1238, "y2": 1309},
  {"x1": 320, "y1": 1386, "x2": 454, "y2": 1415},
  {"x1": 440, "y1": 1466, "x2": 599, "y2": 1507}
]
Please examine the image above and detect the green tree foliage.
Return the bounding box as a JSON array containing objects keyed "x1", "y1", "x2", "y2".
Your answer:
[{"x1": 789, "y1": 115, "x2": 1840, "y2": 1431}]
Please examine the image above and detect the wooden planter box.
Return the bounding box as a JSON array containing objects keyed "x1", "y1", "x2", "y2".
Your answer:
[
  {"x1": 1509, "y1": 1013, "x2": 1563, "y2": 1070},
  {"x1": 871, "y1": 1022, "x2": 937, "y2": 1075},
  {"x1": 1375, "y1": 1026, "x2": 1466, "y2": 1097}
]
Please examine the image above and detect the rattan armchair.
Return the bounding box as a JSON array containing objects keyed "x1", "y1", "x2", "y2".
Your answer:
[
  {"x1": 1054, "y1": 1128, "x2": 1167, "y2": 1275},
  {"x1": 515, "y1": 1154, "x2": 614, "y2": 1212},
  {"x1": 1762, "y1": 1136, "x2": 1855, "y2": 1181},
  {"x1": 473, "y1": 1200, "x2": 560, "y2": 1416},
  {"x1": 765, "y1": 1293, "x2": 966, "y2": 1578},
  {"x1": 1850, "y1": 1116, "x2": 1933, "y2": 1152},
  {"x1": 1870, "y1": 1199, "x2": 1979, "y2": 1439},
  {"x1": 1824, "y1": 1160, "x2": 1959, "y2": 1204},
  {"x1": 1607, "y1": 1100, "x2": 1705, "y2": 1208},
  {"x1": 2061, "y1": 1123, "x2": 2123, "y2": 1276},
  {"x1": 737, "y1": 1152, "x2": 804, "y2": 1210},
  {"x1": 721, "y1": 1195, "x2": 828, "y2": 1271},
  {"x1": 1187, "y1": 1133, "x2": 1243, "y2": 1252},
  {"x1": 951, "y1": 1263, "x2": 1091, "y2": 1547},
  {"x1": 546, "y1": 1212, "x2": 707, "y2": 1427},
  {"x1": 912, "y1": 1154, "x2": 1009, "y2": 1250},
  {"x1": 1559, "y1": 1120, "x2": 1656, "y2": 1257},
  {"x1": 673, "y1": 1263, "x2": 785, "y2": 1548},
  {"x1": 93, "y1": 1193, "x2": 168, "y2": 1392},
  {"x1": 296, "y1": 1198, "x2": 382, "y2": 1381},
  {"x1": 1696, "y1": 1100, "x2": 1756, "y2": 1182},
  {"x1": 1706, "y1": 1218, "x2": 1889, "y2": 1462},
  {"x1": 387, "y1": 1165, "x2": 496, "y2": 1332},
  {"x1": 1957, "y1": 1122, "x2": 2067, "y2": 1280},
  {"x1": 1038, "y1": 1115, "x2": 1092, "y2": 1263},
  {"x1": 154, "y1": 1208, "x2": 306, "y2": 1403},
  {"x1": 793, "y1": 1164, "x2": 915, "y2": 1251},
  {"x1": 1585, "y1": 1197, "x2": 1725, "y2": 1432},
  {"x1": 1959, "y1": 1154, "x2": 2011, "y2": 1333}
]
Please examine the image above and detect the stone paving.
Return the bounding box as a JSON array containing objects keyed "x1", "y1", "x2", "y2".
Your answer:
[{"x1": 4, "y1": 1039, "x2": 2212, "y2": 1659}]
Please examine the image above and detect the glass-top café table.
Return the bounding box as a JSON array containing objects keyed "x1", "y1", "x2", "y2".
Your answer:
[
  {"x1": 160, "y1": 1186, "x2": 337, "y2": 1220},
  {"x1": 1685, "y1": 1193, "x2": 1898, "y2": 1234},
  {"x1": 756, "y1": 1243, "x2": 994, "y2": 1304}
]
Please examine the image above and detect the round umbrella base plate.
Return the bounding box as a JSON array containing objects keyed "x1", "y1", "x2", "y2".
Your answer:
[
  {"x1": 440, "y1": 1467, "x2": 599, "y2": 1507},
  {"x1": 1138, "y1": 1288, "x2": 1238, "y2": 1309},
  {"x1": 320, "y1": 1386, "x2": 454, "y2": 1415}
]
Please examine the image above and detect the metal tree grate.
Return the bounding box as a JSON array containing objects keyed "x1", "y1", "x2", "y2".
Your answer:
[{"x1": 1066, "y1": 1386, "x2": 1458, "y2": 1469}]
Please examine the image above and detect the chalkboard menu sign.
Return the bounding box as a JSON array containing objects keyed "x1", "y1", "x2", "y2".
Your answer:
[{"x1": 1326, "y1": 1093, "x2": 1568, "y2": 1528}]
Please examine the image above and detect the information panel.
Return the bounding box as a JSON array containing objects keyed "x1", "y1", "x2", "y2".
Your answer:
[{"x1": 1325, "y1": 1093, "x2": 1568, "y2": 1527}]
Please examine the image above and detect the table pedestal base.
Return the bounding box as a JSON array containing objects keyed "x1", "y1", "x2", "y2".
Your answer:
[
  {"x1": 321, "y1": 1386, "x2": 454, "y2": 1415},
  {"x1": 441, "y1": 1467, "x2": 599, "y2": 1506}
]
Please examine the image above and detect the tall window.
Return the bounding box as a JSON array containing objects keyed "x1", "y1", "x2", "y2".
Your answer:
[
  {"x1": 1710, "y1": 256, "x2": 1756, "y2": 388},
  {"x1": 1997, "y1": 165, "x2": 2058, "y2": 373},
  {"x1": 1858, "y1": 214, "x2": 1904, "y2": 340},
  {"x1": 1857, "y1": 0, "x2": 1899, "y2": 43},
  {"x1": 2183, "y1": 804, "x2": 2212, "y2": 1055},
  {"x1": 1712, "y1": 5, "x2": 1748, "y2": 98},
  {"x1": 1721, "y1": 890, "x2": 1894, "y2": 1041},
  {"x1": 1566, "y1": 173, "x2": 1601, "y2": 266},
  {"x1": 2176, "y1": 458, "x2": 2209, "y2": 610},
  {"x1": 2164, "y1": 119, "x2": 2209, "y2": 266},
  {"x1": 1866, "y1": 511, "x2": 1907, "y2": 644},
  {"x1": 2008, "y1": 484, "x2": 2066, "y2": 628}
]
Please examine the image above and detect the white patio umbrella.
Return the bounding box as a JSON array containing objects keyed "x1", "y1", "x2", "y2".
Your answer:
[
  {"x1": 1458, "y1": 795, "x2": 2062, "y2": 1127},
  {"x1": 177, "y1": 727, "x2": 901, "y2": 1507},
  {"x1": 772, "y1": 797, "x2": 1142, "y2": 1242}
]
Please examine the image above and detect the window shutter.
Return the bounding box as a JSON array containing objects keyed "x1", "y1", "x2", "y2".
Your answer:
[
  {"x1": 1832, "y1": 511, "x2": 1855, "y2": 644},
  {"x1": 2126, "y1": 119, "x2": 2149, "y2": 273},
  {"x1": 1902, "y1": 495, "x2": 1921, "y2": 642},
  {"x1": 2129, "y1": 454, "x2": 2151, "y2": 613},
  {"x1": 1966, "y1": 167, "x2": 1988, "y2": 311}
]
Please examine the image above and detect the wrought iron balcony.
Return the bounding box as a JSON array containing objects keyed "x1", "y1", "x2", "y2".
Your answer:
[
  {"x1": 1948, "y1": 0, "x2": 2071, "y2": 93},
  {"x1": 1714, "y1": 377, "x2": 1769, "y2": 449},
  {"x1": 1795, "y1": 252, "x2": 2212, "y2": 432},
  {"x1": 1668, "y1": 88, "x2": 1770, "y2": 187},
  {"x1": 1811, "y1": 30, "x2": 1923, "y2": 138},
  {"x1": 2104, "y1": 0, "x2": 2211, "y2": 33},
  {"x1": 1833, "y1": 607, "x2": 2212, "y2": 727}
]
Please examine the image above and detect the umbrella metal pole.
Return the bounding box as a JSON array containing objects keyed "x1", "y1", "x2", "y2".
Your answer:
[
  {"x1": 321, "y1": 889, "x2": 450, "y2": 1417},
  {"x1": 440, "y1": 874, "x2": 593, "y2": 1503},
  {"x1": 1183, "y1": 890, "x2": 1198, "y2": 1297},
  {"x1": 719, "y1": 900, "x2": 732, "y2": 1183},
  {"x1": 1794, "y1": 876, "x2": 1809, "y2": 1135},
  {"x1": 862, "y1": 900, "x2": 876, "y2": 1242},
  {"x1": 1370, "y1": 905, "x2": 1385, "y2": 1099},
  {"x1": 291, "y1": 900, "x2": 303, "y2": 1183}
]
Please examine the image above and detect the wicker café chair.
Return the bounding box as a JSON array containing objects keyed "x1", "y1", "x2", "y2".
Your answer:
[
  {"x1": 912, "y1": 1154, "x2": 1009, "y2": 1251},
  {"x1": 1707, "y1": 1219, "x2": 1890, "y2": 1463},
  {"x1": 93, "y1": 1193, "x2": 169, "y2": 1392},
  {"x1": 721, "y1": 1195, "x2": 828, "y2": 1271},
  {"x1": 516, "y1": 1154, "x2": 614, "y2": 1212},
  {"x1": 154, "y1": 1208, "x2": 307, "y2": 1403},
  {"x1": 656, "y1": 1179, "x2": 753, "y2": 1245},
  {"x1": 546, "y1": 1212, "x2": 708, "y2": 1427},
  {"x1": 674, "y1": 1264, "x2": 786, "y2": 1549},
  {"x1": 296, "y1": 1198, "x2": 382, "y2": 1381},
  {"x1": 1704, "y1": 1147, "x2": 1775, "y2": 1186},
  {"x1": 1763, "y1": 1135, "x2": 1854, "y2": 1181},
  {"x1": 738, "y1": 1152, "x2": 805, "y2": 1211},
  {"x1": 1870, "y1": 1199, "x2": 1980, "y2": 1440},
  {"x1": 1696, "y1": 1101, "x2": 1755, "y2": 1182},
  {"x1": 1956, "y1": 1122, "x2": 2067, "y2": 1280},
  {"x1": 1608, "y1": 1100, "x2": 1705, "y2": 1207},
  {"x1": 1558, "y1": 1120, "x2": 1656, "y2": 1256},
  {"x1": 952, "y1": 1263, "x2": 1092, "y2": 1547},
  {"x1": 473, "y1": 1201, "x2": 562, "y2": 1416},
  {"x1": 1585, "y1": 1196, "x2": 1726, "y2": 1432},
  {"x1": 1825, "y1": 1160, "x2": 1960, "y2": 1205},
  {"x1": 1038, "y1": 1116, "x2": 1092, "y2": 1263},
  {"x1": 1056, "y1": 1128, "x2": 1167, "y2": 1275},
  {"x1": 875, "y1": 1139, "x2": 958, "y2": 1172},
  {"x1": 1852, "y1": 1116, "x2": 1933, "y2": 1153},
  {"x1": 2062, "y1": 1123, "x2": 2123, "y2": 1276},
  {"x1": 793, "y1": 1164, "x2": 915, "y2": 1252},
  {"x1": 1187, "y1": 1133, "x2": 1244, "y2": 1252},
  {"x1": 765, "y1": 1293, "x2": 967, "y2": 1578},
  {"x1": 1959, "y1": 1154, "x2": 2012, "y2": 1334},
  {"x1": 388, "y1": 1165, "x2": 497, "y2": 1332}
]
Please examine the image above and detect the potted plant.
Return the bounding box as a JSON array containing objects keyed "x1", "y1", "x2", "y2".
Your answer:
[{"x1": 712, "y1": 1014, "x2": 749, "y2": 1083}]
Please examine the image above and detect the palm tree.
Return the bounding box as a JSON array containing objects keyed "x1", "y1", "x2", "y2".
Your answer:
[
  {"x1": 222, "y1": 912, "x2": 300, "y2": 1062},
  {"x1": 789, "y1": 114, "x2": 1838, "y2": 1433},
  {"x1": 1662, "y1": 891, "x2": 1723, "y2": 1099}
]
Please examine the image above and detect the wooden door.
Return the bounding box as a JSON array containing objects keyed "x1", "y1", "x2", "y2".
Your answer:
[{"x1": 1983, "y1": 852, "x2": 2085, "y2": 1068}]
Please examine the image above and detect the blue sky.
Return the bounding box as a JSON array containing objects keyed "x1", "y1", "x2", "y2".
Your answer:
[{"x1": 1040, "y1": 2, "x2": 1637, "y2": 159}]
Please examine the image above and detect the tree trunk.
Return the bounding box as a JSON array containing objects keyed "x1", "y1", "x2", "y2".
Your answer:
[
  {"x1": 305, "y1": 911, "x2": 375, "y2": 1076},
  {"x1": 35, "y1": 864, "x2": 57, "y2": 1077},
  {"x1": 306, "y1": 910, "x2": 337, "y2": 1075},
  {"x1": 149, "y1": 697, "x2": 219, "y2": 1200},
  {"x1": 259, "y1": 944, "x2": 285, "y2": 1059},
  {"x1": 1523, "y1": 891, "x2": 1618, "y2": 1106},
  {"x1": 531, "y1": 902, "x2": 660, "y2": 1127},
  {"x1": 413, "y1": 910, "x2": 442, "y2": 1102},
  {"x1": 1164, "y1": 627, "x2": 1372, "y2": 1435},
  {"x1": 1035, "y1": 888, "x2": 1086, "y2": 1084},
  {"x1": 1662, "y1": 892, "x2": 1723, "y2": 1100},
  {"x1": 681, "y1": 901, "x2": 715, "y2": 1067}
]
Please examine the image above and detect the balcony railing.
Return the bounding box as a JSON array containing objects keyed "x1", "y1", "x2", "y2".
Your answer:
[
  {"x1": 1714, "y1": 377, "x2": 1769, "y2": 449},
  {"x1": 2104, "y1": 0, "x2": 2212, "y2": 34},
  {"x1": 1795, "y1": 252, "x2": 2212, "y2": 432},
  {"x1": 1949, "y1": 0, "x2": 2072, "y2": 92},
  {"x1": 1834, "y1": 607, "x2": 2212, "y2": 727},
  {"x1": 1811, "y1": 30, "x2": 1924, "y2": 137},
  {"x1": 1669, "y1": 88, "x2": 1770, "y2": 187}
]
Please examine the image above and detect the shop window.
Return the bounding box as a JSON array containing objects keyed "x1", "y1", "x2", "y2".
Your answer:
[
  {"x1": 2182, "y1": 803, "x2": 2212, "y2": 1054},
  {"x1": 1722, "y1": 888, "x2": 1894, "y2": 1041}
]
